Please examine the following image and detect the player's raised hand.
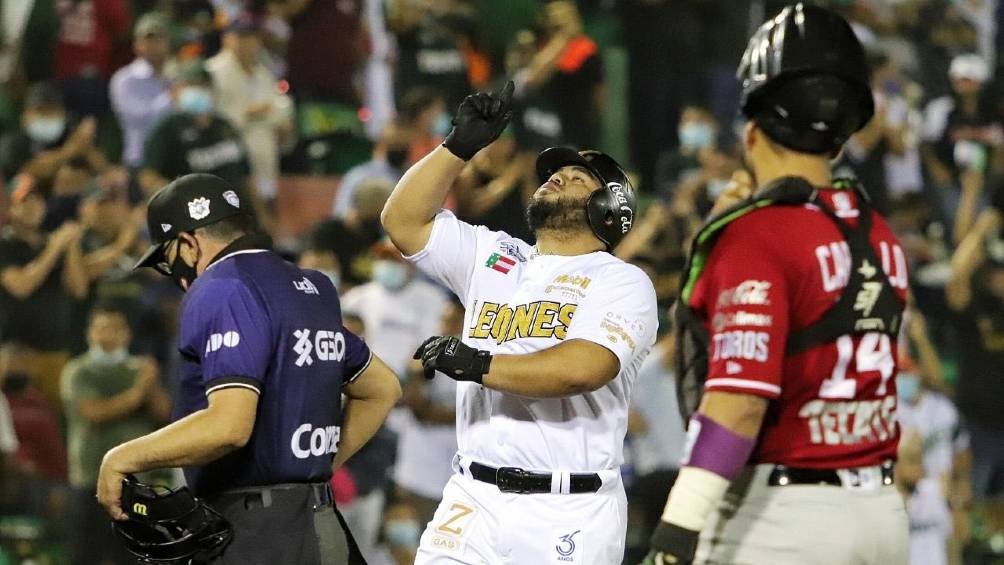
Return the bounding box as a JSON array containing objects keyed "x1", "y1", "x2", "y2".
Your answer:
[{"x1": 443, "y1": 80, "x2": 515, "y2": 161}]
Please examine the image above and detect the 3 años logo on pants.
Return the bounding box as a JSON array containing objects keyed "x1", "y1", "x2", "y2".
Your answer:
[{"x1": 555, "y1": 530, "x2": 580, "y2": 561}]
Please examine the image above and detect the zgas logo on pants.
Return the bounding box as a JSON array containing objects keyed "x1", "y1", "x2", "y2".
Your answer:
[
  {"x1": 292, "y1": 329, "x2": 346, "y2": 367},
  {"x1": 290, "y1": 423, "x2": 340, "y2": 459}
]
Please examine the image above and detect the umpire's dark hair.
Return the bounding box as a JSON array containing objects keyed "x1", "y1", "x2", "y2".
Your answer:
[{"x1": 195, "y1": 213, "x2": 259, "y2": 242}]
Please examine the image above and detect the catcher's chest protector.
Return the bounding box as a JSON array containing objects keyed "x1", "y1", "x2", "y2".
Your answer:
[{"x1": 673, "y1": 177, "x2": 903, "y2": 423}]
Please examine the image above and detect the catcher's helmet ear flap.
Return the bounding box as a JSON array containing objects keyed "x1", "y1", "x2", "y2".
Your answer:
[
  {"x1": 535, "y1": 147, "x2": 637, "y2": 249},
  {"x1": 737, "y1": 3, "x2": 874, "y2": 154},
  {"x1": 113, "y1": 475, "x2": 232, "y2": 564}
]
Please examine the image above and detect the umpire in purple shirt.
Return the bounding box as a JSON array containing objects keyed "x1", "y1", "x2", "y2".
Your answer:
[{"x1": 97, "y1": 173, "x2": 401, "y2": 564}]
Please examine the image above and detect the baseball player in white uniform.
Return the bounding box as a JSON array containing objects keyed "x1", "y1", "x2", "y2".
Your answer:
[{"x1": 382, "y1": 82, "x2": 658, "y2": 565}]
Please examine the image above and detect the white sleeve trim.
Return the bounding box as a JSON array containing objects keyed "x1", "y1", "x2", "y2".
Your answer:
[
  {"x1": 206, "y1": 382, "x2": 262, "y2": 396},
  {"x1": 346, "y1": 351, "x2": 374, "y2": 384},
  {"x1": 705, "y1": 378, "x2": 781, "y2": 396}
]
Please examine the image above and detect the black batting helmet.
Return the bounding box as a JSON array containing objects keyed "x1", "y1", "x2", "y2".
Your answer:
[
  {"x1": 113, "y1": 476, "x2": 232, "y2": 564},
  {"x1": 737, "y1": 3, "x2": 874, "y2": 154},
  {"x1": 535, "y1": 147, "x2": 636, "y2": 249}
]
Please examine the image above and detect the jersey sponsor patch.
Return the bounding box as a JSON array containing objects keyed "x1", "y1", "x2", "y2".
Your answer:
[
  {"x1": 289, "y1": 423, "x2": 340, "y2": 459},
  {"x1": 205, "y1": 331, "x2": 240, "y2": 356},
  {"x1": 293, "y1": 277, "x2": 320, "y2": 295},
  {"x1": 292, "y1": 329, "x2": 346, "y2": 366},
  {"x1": 716, "y1": 280, "x2": 771, "y2": 307},
  {"x1": 426, "y1": 499, "x2": 477, "y2": 555},
  {"x1": 711, "y1": 330, "x2": 769, "y2": 362},
  {"x1": 469, "y1": 301, "x2": 576, "y2": 344}
]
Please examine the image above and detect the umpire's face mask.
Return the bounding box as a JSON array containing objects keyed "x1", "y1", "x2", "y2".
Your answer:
[{"x1": 158, "y1": 235, "x2": 201, "y2": 292}]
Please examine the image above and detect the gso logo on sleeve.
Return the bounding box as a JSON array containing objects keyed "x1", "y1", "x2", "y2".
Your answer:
[{"x1": 292, "y1": 329, "x2": 346, "y2": 367}]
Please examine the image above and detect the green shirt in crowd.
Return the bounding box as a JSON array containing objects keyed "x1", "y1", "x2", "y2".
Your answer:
[{"x1": 61, "y1": 354, "x2": 163, "y2": 489}]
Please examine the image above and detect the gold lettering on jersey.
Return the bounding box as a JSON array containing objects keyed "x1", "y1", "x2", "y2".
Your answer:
[
  {"x1": 798, "y1": 396, "x2": 897, "y2": 446},
  {"x1": 469, "y1": 301, "x2": 577, "y2": 344},
  {"x1": 132, "y1": 503, "x2": 148, "y2": 516},
  {"x1": 552, "y1": 274, "x2": 591, "y2": 289}
]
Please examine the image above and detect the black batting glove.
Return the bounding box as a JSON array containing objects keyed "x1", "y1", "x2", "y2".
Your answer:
[
  {"x1": 641, "y1": 521, "x2": 700, "y2": 565},
  {"x1": 442, "y1": 81, "x2": 514, "y2": 161},
  {"x1": 412, "y1": 336, "x2": 492, "y2": 384}
]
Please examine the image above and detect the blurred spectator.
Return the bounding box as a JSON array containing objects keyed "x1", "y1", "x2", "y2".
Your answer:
[
  {"x1": 109, "y1": 12, "x2": 173, "y2": 174},
  {"x1": 376, "y1": 498, "x2": 422, "y2": 565},
  {"x1": 307, "y1": 178, "x2": 392, "y2": 286},
  {"x1": 839, "y1": 50, "x2": 917, "y2": 216},
  {"x1": 0, "y1": 381, "x2": 18, "y2": 506},
  {"x1": 453, "y1": 133, "x2": 536, "y2": 241},
  {"x1": 653, "y1": 105, "x2": 721, "y2": 199},
  {"x1": 78, "y1": 185, "x2": 142, "y2": 288},
  {"x1": 43, "y1": 156, "x2": 96, "y2": 231},
  {"x1": 399, "y1": 86, "x2": 449, "y2": 165},
  {"x1": 61, "y1": 302, "x2": 170, "y2": 565},
  {"x1": 275, "y1": 0, "x2": 366, "y2": 105},
  {"x1": 0, "y1": 179, "x2": 88, "y2": 408},
  {"x1": 510, "y1": 0, "x2": 603, "y2": 149},
  {"x1": 0, "y1": 83, "x2": 113, "y2": 183},
  {"x1": 1, "y1": 343, "x2": 68, "y2": 487},
  {"x1": 946, "y1": 204, "x2": 1004, "y2": 542},
  {"x1": 207, "y1": 13, "x2": 295, "y2": 208},
  {"x1": 620, "y1": 0, "x2": 706, "y2": 190},
  {"x1": 53, "y1": 0, "x2": 132, "y2": 116},
  {"x1": 624, "y1": 329, "x2": 686, "y2": 564},
  {"x1": 393, "y1": 299, "x2": 460, "y2": 528},
  {"x1": 912, "y1": 0, "x2": 986, "y2": 98},
  {"x1": 921, "y1": 54, "x2": 1002, "y2": 230},
  {"x1": 362, "y1": 0, "x2": 397, "y2": 139},
  {"x1": 506, "y1": 29, "x2": 565, "y2": 152},
  {"x1": 388, "y1": 0, "x2": 473, "y2": 110},
  {"x1": 139, "y1": 59, "x2": 251, "y2": 198},
  {"x1": 897, "y1": 430, "x2": 954, "y2": 565},
  {"x1": 332, "y1": 119, "x2": 412, "y2": 219},
  {"x1": 342, "y1": 241, "x2": 448, "y2": 375},
  {"x1": 173, "y1": 0, "x2": 221, "y2": 60}
]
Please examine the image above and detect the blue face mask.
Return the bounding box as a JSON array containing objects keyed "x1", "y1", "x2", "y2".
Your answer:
[
  {"x1": 89, "y1": 346, "x2": 129, "y2": 365},
  {"x1": 178, "y1": 87, "x2": 214, "y2": 115},
  {"x1": 384, "y1": 519, "x2": 421, "y2": 549},
  {"x1": 433, "y1": 112, "x2": 453, "y2": 137},
  {"x1": 26, "y1": 117, "x2": 66, "y2": 144},
  {"x1": 679, "y1": 122, "x2": 714, "y2": 150},
  {"x1": 372, "y1": 260, "x2": 409, "y2": 290},
  {"x1": 896, "y1": 372, "x2": 921, "y2": 404}
]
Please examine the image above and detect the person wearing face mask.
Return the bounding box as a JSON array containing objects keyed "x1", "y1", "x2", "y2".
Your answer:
[
  {"x1": 139, "y1": 59, "x2": 252, "y2": 201},
  {"x1": 98, "y1": 173, "x2": 402, "y2": 564},
  {"x1": 400, "y1": 87, "x2": 453, "y2": 166},
  {"x1": 341, "y1": 241, "x2": 448, "y2": 377},
  {"x1": 653, "y1": 105, "x2": 721, "y2": 197},
  {"x1": 0, "y1": 82, "x2": 114, "y2": 184},
  {"x1": 61, "y1": 302, "x2": 171, "y2": 565},
  {"x1": 311, "y1": 177, "x2": 395, "y2": 287},
  {"x1": 333, "y1": 119, "x2": 415, "y2": 219}
]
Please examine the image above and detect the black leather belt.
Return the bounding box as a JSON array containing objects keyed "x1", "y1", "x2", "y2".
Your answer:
[
  {"x1": 213, "y1": 482, "x2": 333, "y2": 509},
  {"x1": 467, "y1": 461, "x2": 602, "y2": 494},
  {"x1": 767, "y1": 464, "x2": 894, "y2": 487}
]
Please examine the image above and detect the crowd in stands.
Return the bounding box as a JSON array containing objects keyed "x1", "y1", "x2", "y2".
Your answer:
[{"x1": 0, "y1": 1, "x2": 1003, "y2": 564}]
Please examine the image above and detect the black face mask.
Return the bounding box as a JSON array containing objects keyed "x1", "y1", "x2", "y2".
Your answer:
[
  {"x1": 386, "y1": 147, "x2": 410, "y2": 170},
  {"x1": 168, "y1": 240, "x2": 200, "y2": 292}
]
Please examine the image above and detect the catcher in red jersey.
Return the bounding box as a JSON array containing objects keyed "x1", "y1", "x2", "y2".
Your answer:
[{"x1": 644, "y1": 4, "x2": 910, "y2": 565}]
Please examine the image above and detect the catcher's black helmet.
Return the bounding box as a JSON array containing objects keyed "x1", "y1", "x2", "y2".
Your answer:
[
  {"x1": 112, "y1": 476, "x2": 232, "y2": 564},
  {"x1": 535, "y1": 147, "x2": 636, "y2": 249},
  {"x1": 737, "y1": 3, "x2": 874, "y2": 154}
]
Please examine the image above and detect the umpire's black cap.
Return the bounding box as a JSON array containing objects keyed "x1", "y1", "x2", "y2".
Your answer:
[
  {"x1": 134, "y1": 174, "x2": 249, "y2": 270},
  {"x1": 737, "y1": 3, "x2": 873, "y2": 154}
]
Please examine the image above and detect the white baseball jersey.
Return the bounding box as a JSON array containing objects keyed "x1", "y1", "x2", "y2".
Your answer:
[
  {"x1": 406, "y1": 210, "x2": 658, "y2": 473},
  {"x1": 897, "y1": 391, "x2": 969, "y2": 480}
]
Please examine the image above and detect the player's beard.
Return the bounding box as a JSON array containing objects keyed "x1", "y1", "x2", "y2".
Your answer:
[{"x1": 525, "y1": 195, "x2": 589, "y2": 233}]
